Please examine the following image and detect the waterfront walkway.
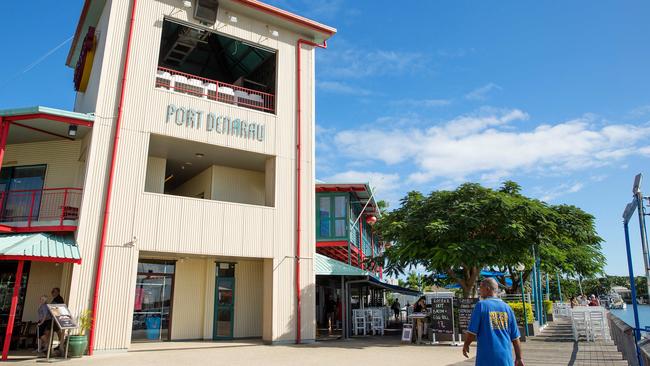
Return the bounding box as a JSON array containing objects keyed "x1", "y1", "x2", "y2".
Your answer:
[{"x1": 452, "y1": 318, "x2": 628, "y2": 366}]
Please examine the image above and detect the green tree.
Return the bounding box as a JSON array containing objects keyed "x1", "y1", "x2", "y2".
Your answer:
[{"x1": 375, "y1": 181, "x2": 604, "y2": 297}]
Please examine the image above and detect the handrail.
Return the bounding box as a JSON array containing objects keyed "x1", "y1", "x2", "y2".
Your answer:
[
  {"x1": 156, "y1": 66, "x2": 276, "y2": 113},
  {"x1": 0, "y1": 187, "x2": 83, "y2": 228}
]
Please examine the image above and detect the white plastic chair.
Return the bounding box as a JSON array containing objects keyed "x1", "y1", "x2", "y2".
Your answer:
[
  {"x1": 588, "y1": 310, "x2": 608, "y2": 341},
  {"x1": 353, "y1": 310, "x2": 366, "y2": 336},
  {"x1": 571, "y1": 311, "x2": 590, "y2": 341},
  {"x1": 204, "y1": 82, "x2": 217, "y2": 100},
  {"x1": 371, "y1": 308, "x2": 385, "y2": 335}
]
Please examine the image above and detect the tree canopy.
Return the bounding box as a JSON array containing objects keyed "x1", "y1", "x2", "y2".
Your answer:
[{"x1": 374, "y1": 181, "x2": 604, "y2": 297}]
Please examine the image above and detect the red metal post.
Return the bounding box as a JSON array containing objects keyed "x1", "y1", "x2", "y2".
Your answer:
[
  {"x1": 60, "y1": 188, "x2": 69, "y2": 226},
  {"x1": 2, "y1": 260, "x2": 24, "y2": 361},
  {"x1": 27, "y1": 191, "x2": 36, "y2": 228},
  {"x1": 295, "y1": 38, "x2": 327, "y2": 344},
  {"x1": 359, "y1": 219, "x2": 364, "y2": 270},
  {"x1": 0, "y1": 117, "x2": 9, "y2": 173}
]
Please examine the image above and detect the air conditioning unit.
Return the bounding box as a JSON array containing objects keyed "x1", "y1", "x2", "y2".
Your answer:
[{"x1": 194, "y1": 0, "x2": 219, "y2": 25}]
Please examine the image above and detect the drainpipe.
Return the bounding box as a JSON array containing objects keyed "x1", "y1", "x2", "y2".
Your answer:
[
  {"x1": 87, "y1": 0, "x2": 138, "y2": 355},
  {"x1": 295, "y1": 38, "x2": 326, "y2": 344}
]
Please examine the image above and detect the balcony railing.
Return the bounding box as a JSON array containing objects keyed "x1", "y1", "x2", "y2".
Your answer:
[
  {"x1": 155, "y1": 66, "x2": 276, "y2": 114},
  {"x1": 0, "y1": 188, "x2": 82, "y2": 230}
]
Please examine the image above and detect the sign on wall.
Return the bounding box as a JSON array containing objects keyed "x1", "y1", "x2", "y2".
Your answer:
[{"x1": 165, "y1": 104, "x2": 266, "y2": 142}]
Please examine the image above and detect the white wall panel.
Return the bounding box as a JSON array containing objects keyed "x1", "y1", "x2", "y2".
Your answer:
[
  {"x1": 66, "y1": 0, "x2": 320, "y2": 349},
  {"x1": 171, "y1": 258, "x2": 206, "y2": 340}
]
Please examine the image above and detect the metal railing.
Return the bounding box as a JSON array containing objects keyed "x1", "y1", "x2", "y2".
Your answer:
[
  {"x1": 155, "y1": 66, "x2": 276, "y2": 114},
  {"x1": 0, "y1": 188, "x2": 82, "y2": 228}
]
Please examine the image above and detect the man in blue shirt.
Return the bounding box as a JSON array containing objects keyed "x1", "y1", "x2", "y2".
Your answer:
[{"x1": 462, "y1": 278, "x2": 524, "y2": 366}]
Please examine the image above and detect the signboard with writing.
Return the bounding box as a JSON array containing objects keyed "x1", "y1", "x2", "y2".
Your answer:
[
  {"x1": 457, "y1": 298, "x2": 479, "y2": 333},
  {"x1": 47, "y1": 304, "x2": 78, "y2": 330},
  {"x1": 430, "y1": 298, "x2": 454, "y2": 334},
  {"x1": 401, "y1": 324, "x2": 413, "y2": 342}
]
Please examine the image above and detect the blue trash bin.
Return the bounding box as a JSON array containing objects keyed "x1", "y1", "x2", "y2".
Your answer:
[{"x1": 145, "y1": 316, "x2": 161, "y2": 340}]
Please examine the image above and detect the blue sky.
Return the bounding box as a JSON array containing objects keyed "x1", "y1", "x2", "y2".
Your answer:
[{"x1": 1, "y1": 1, "x2": 649, "y2": 276}]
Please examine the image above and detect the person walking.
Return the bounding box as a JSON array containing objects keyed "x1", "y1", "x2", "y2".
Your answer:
[
  {"x1": 391, "y1": 299, "x2": 401, "y2": 321},
  {"x1": 462, "y1": 278, "x2": 524, "y2": 366}
]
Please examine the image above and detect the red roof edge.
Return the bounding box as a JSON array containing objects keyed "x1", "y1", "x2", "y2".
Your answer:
[
  {"x1": 230, "y1": 0, "x2": 336, "y2": 36},
  {"x1": 66, "y1": 0, "x2": 92, "y2": 66}
]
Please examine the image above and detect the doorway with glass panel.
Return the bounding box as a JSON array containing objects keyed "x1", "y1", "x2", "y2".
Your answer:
[
  {"x1": 131, "y1": 260, "x2": 175, "y2": 342},
  {"x1": 213, "y1": 262, "x2": 235, "y2": 340},
  {"x1": 0, "y1": 165, "x2": 46, "y2": 223}
]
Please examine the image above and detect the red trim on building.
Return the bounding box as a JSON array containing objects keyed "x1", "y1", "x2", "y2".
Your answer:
[
  {"x1": 1, "y1": 260, "x2": 23, "y2": 361},
  {"x1": 10, "y1": 226, "x2": 78, "y2": 233},
  {"x1": 316, "y1": 240, "x2": 348, "y2": 247},
  {"x1": 231, "y1": 0, "x2": 336, "y2": 36},
  {"x1": 66, "y1": 0, "x2": 92, "y2": 66},
  {"x1": 88, "y1": 0, "x2": 138, "y2": 355},
  {"x1": 0, "y1": 255, "x2": 81, "y2": 264},
  {"x1": 5, "y1": 113, "x2": 93, "y2": 127},
  {"x1": 10, "y1": 122, "x2": 74, "y2": 141}
]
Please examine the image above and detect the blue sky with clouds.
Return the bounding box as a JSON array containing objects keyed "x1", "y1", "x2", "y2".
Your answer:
[{"x1": 1, "y1": 1, "x2": 649, "y2": 275}]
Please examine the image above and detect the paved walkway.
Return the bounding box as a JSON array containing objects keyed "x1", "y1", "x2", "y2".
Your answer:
[
  {"x1": 452, "y1": 318, "x2": 628, "y2": 366},
  {"x1": 10, "y1": 337, "x2": 469, "y2": 366}
]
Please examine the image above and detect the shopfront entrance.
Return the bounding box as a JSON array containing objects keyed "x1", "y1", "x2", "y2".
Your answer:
[
  {"x1": 0, "y1": 261, "x2": 30, "y2": 347},
  {"x1": 213, "y1": 262, "x2": 235, "y2": 340},
  {"x1": 132, "y1": 260, "x2": 175, "y2": 342}
]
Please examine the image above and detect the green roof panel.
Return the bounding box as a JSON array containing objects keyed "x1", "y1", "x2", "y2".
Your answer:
[{"x1": 0, "y1": 233, "x2": 81, "y2": 263}]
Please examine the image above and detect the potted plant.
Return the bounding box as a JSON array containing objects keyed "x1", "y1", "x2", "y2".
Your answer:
[{"x1": 67, "y1": 310, "x2": 92, "y2": 357}]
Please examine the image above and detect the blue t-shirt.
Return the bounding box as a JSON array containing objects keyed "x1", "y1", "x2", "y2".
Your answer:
[{"x1": 467, "y1": 298, "x2": 520, "y2": 366}]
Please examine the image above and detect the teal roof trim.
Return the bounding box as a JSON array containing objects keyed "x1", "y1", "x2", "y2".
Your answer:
[
  {"x1": 0, "y1": 233, "x2": 81, "y2": 262},
  {"x1": 315, "y1": 253, "x2": 370, "y2": 276},
  {"x1": 0, "y1": 106, "x2": 94, "y2": 122}
]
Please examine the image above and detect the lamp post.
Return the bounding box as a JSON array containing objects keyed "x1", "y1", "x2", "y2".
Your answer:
[
  {"x1": 623, "y1": 200, "x2": 642, "y2": 366},
  {"x1": 633, "y1": 174, "x2": 650, "y2": 298},
  {"x1": 516, "y1": 263, "x2": 529, "y2": 337},
  {"x1": 556, "y1": 273, "x2": 563, "y2": 302}
]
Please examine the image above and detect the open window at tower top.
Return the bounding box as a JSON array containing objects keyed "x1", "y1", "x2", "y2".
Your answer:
[{"x1": 155, "y1": 19, "x2": 277, "y2": 113}]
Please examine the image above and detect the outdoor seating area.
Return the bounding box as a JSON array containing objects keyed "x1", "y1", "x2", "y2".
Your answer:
[
  {"x1": 569, "y1": 306, "x2": 610, "y2": 342},
  {"x1": 155, "y1": 67, "x2": 274, "y2": 113},
  {"x1": 352, "y1": 307, "x2": 389, "y2": 336}
]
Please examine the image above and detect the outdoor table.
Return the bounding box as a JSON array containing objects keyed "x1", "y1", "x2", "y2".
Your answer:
[{"x1": 408, "y1": 313, "x2": 428, "y2": 344}]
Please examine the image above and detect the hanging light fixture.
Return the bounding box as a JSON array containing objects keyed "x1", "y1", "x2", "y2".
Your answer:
[
  {"x1": 365, "y1": 215, "x2": 377, "y2": 226},
  {"x1": 68, "y1": 125, "x2": 78, "y2": 137}
]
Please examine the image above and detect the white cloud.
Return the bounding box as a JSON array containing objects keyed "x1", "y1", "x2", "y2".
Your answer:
[
  {"x1": 332, "y1": 109, "x2": 650, "y2": 185},
  {"x1": 322, "y1": 171, "x2": 400, "y2": 195},
  {"x1": 465, "y1": 83, "x2": 502, "y2": 101},
  {"x1": 629, "y1": 105, "x2": 650, "y2": 119},
  {"x1": 317, "y1": 80, "x2": 372, "y2": 96},
  {"x1": 319, "y1": 46, "x2": 426, "y2": 79},
  {"x1": 391, "y1": 99, "x2": 452, "y2": 108},
  {"x1": 538, "y1": 182, "x2": 584, "y2": 202}
]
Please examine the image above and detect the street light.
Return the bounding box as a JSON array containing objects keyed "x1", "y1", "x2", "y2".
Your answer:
[{"x1": 515, "y1": 263, "x2": 529, "y2": 337}]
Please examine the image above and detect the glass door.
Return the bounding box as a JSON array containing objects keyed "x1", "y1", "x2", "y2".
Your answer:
[
  {"x1": 213, "y1": 263, "x2": 235, "y2": 339},
  {"x1": 0, "y1": 165, "x2": 46, "y2": 222},
  {"x1": 132, "y1": 260, "x2": 175, "y2": 342}
]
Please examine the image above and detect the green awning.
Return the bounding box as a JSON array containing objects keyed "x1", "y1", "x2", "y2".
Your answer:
[
  {"x1": 0, "y1": 233, "x2": 81, "y2": 263},
  {"x1": 315, "y1": 253, "x2": 371, "y2": 276}
]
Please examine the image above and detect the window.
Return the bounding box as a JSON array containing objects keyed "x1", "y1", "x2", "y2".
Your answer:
[
  {"x1": 156, "y1": 19, "x2": 277, "y2": 113},
  {"x1": 317, "y1": 194, "x2": 348, "y2": 239},
  {"x1": 132, "y1": 260, "x2": 175, "y2": 342}
]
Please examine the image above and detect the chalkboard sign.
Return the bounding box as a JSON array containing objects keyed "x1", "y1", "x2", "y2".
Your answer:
[
  {"x1": 430, "y1": 298, "x2": 454, "y2": 334},
  {"x1": 47, "y1": 304, "x2": 78, "y2": 330},
  {"x1": 457, "y1": 298, "x2": 479, "y2": 333}
]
